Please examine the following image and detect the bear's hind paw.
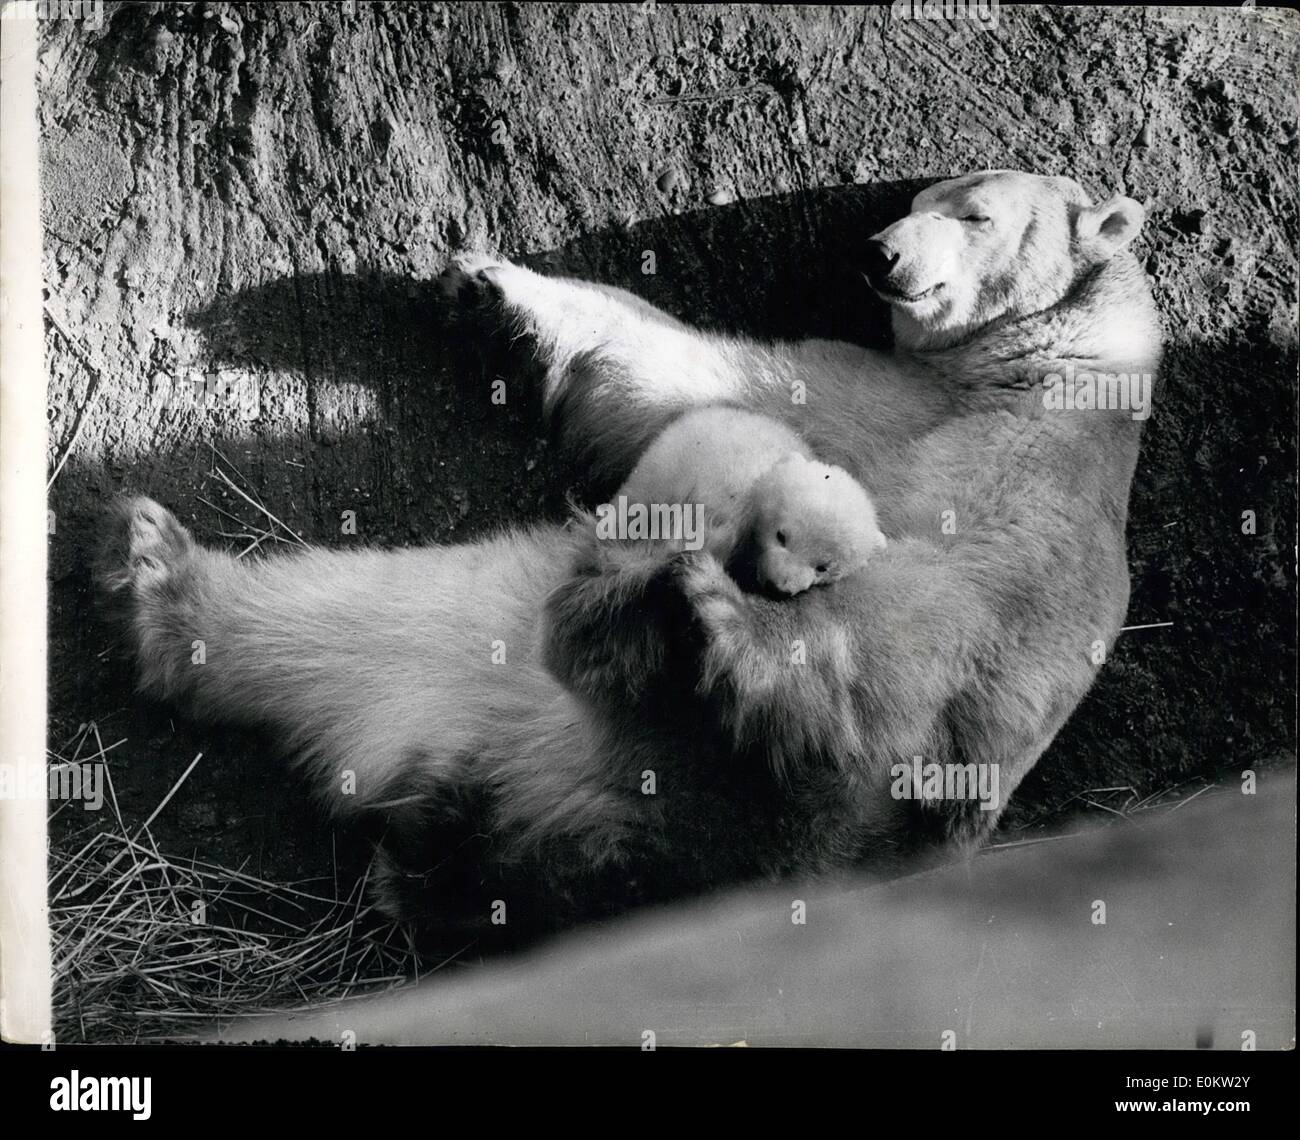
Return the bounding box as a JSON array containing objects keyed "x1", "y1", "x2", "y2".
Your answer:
[{"x1": 96, "y1": 495, "x2": 196, "y2": 602}]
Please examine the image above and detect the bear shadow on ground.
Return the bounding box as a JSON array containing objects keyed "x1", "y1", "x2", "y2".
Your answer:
[{"x1": 48, "y1": 178, "x2": 1297, "y2": 989}]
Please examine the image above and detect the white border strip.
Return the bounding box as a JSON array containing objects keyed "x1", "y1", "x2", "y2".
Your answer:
[{"x1": 0, "y1": 6, "x2": 54, "y2": 1043}]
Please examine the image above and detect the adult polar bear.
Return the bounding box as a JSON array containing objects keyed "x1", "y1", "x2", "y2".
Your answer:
[{"x1": 100, "y1": 171, "x2": 1161, "y2": 925}]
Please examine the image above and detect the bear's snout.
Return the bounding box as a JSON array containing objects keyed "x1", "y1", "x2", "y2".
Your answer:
[
  {"x1": 865, "y1": 215, "x2": 957, "y2": 304},
  {"x1": 863, "y1": 238, "x2": 900, "y2": 288}
]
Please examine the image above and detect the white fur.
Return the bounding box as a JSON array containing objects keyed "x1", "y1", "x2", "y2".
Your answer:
[
  {"x1": 104, "y1": 171, "x2": 1162, "y2": 921},
  {"x1": 618, "y1": 406, "x2": 812, "y2": 513},
  {"x1": 615, "y1": 406, "x2": 886, "y2": 595}
]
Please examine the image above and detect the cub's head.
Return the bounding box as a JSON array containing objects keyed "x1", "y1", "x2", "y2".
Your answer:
[
  {"x1": 864, "y1": 170, "x2": 1146, "y2": 349},
  {"x1": 739, "y1": 454, "x2": 887, "y2": 599}
]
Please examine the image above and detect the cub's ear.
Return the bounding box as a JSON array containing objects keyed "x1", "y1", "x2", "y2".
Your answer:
[{"x1": 1074, "y1": 195, "x2": 1145, "y2": 261}]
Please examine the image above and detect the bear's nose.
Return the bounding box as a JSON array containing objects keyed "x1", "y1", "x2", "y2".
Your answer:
[{"x1": 863, "y1": 239, "x2": 900, "y2": 287}]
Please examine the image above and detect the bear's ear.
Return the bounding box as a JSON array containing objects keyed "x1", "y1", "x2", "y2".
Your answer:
[{"x1": 1074, "y1": 195, "x2": 1145, "y2": 261}]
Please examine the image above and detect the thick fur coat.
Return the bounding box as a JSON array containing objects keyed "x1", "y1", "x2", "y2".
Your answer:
[
  {"x1": 99, "y1": 171, "x2": 1162, "y2": 926},
  {"x1": 616, "y1": 405, "x2": 886, "y2": 596}
]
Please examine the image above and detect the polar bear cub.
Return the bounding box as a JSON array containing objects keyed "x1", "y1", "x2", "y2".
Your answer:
[{"x1": 616, "y1": 406, "x2": 887, "y2": 597}]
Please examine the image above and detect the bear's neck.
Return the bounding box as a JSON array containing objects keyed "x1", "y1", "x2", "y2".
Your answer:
[{"x1": 900, "y1": 253, "x2": 1162, "y2": 391}]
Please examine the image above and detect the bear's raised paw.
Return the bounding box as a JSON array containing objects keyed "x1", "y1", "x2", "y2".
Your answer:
[{"x1": 435, "y1": 251, "x2": 508, "y2": 311}]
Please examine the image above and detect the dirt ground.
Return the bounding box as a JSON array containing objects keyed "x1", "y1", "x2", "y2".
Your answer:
[{"x1": 36, "y1": 3, "x2": 1297, "y2": 1036}]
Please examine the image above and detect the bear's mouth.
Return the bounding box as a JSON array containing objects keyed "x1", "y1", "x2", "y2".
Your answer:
[{"x1": 877, "y1": 281, "x2": 943, "y2": 304}]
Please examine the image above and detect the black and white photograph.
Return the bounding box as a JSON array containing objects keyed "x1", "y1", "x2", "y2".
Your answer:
[{"x1": 0, "y1": 0, "x2": 1295, "y2": 1108}]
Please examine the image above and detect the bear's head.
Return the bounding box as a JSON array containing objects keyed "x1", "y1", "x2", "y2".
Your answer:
[
  {"x1": 864, "y1": 170, "x2": 1146, "y2": 350},
  {"x1": 736, "y1": 453, "x2": 887, "y2": 599}
]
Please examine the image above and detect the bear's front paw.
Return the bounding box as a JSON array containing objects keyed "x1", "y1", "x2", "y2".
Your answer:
[
  {"x1": 436, "y1": 250, "x2": 509, "y2": 310},
  {"x1": 96, "y1": 495, "x2": 196, "y2": 603}
]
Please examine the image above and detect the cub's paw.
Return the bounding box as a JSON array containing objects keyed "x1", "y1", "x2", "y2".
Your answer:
[
  {"x1": 96, "y1": 495, "x2": 196, "y2": 604},
  {"x1": 671, "y1": 549, "x2": 743, "y2": 633},
  {"x1": 436, "y1": 250, "x2": 509, "y2": 310}
]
